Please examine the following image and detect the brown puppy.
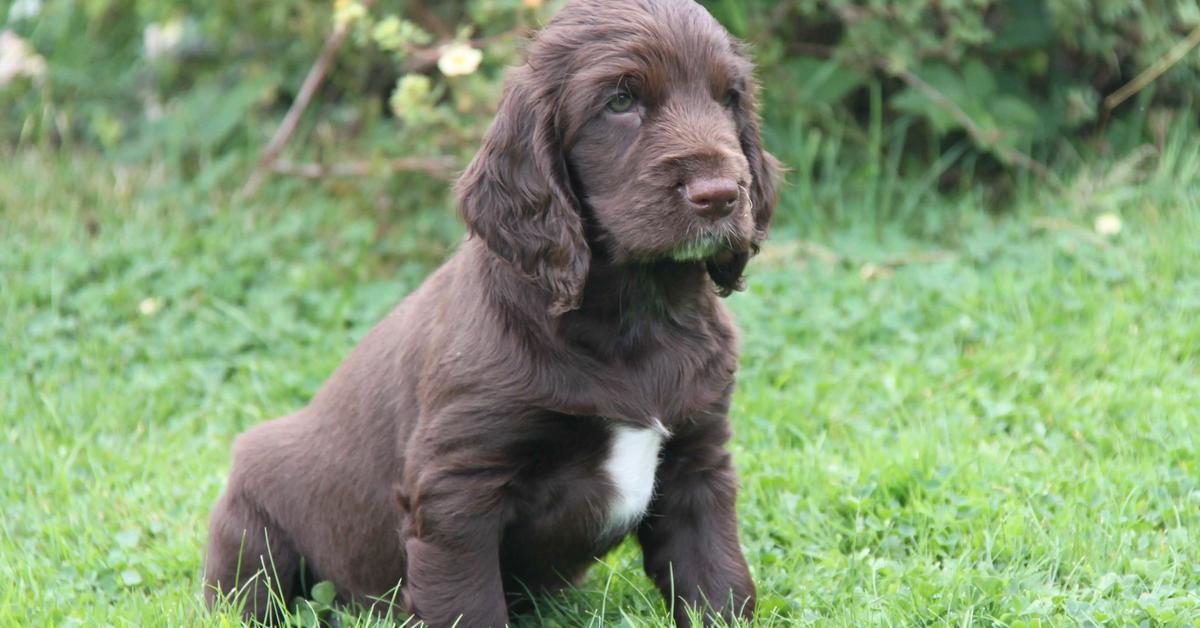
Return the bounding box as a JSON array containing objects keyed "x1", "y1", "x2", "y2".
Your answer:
[{"x1": 203, "y1": 0, "x2": 778, "y2": 625}]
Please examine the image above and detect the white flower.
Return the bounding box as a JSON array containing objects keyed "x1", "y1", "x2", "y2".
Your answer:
[
  {"x1": 9, "y1": 0, "x2": 41, "y2": 21},
  {"x1": 1094, "y1": 212, "x2": 1122, "y2": 237},
  {"x1": 138, "y1": 297, "x2": 163, "y2": 317},
  {"x1": 0, "y1": 30, "x2": 47, "y2": 88},
  {"x1": 437, "y1": 43, "x2": 482, "y2": 77},
  {"x1": 143, "y1": 19, "x2": 184, "y2": 61}
]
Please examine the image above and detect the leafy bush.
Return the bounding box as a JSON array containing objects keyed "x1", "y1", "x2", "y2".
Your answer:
[
  {"x1": 1, "y1": 1, "x2": 537, "y2": 162},
  {"x1": 708, "y1": 0, "x2": 1200, "y2": 170},
  {"x1": 2, "y1": 0, "x2": 1197, "y2": 196}
]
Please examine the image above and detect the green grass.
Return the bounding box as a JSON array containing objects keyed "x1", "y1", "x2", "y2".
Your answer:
[{"x1": 2, "y1": 132, "x2": 1199, "y2": 626}]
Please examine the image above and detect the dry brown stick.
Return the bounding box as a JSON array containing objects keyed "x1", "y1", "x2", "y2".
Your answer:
[
  {"x1": 767, "y1": 240, "x2": 958, "y2": 269},
  {"x1": 272, "y1": 157, "x2": 459, "y2": 180},
  {"x1": 859, "y1": 250, "x2": 959, "y2": 278},
  {"x1": 785, "y1": 32, "x2": 1055, "y2": 182},
  {"x1": 1032, "y1": 217, "x2": 1111, "y2": 249},
  {"x1": 880, "y1": 250, "x2": 959, "y2": 268},
  {"x1": 242, "y1": 17, "x2": 526, "y2": 197},
  {"x1": 888, "y1": 65, "x2": 1055, "y2": 183},
  {"x1": 400, "y1": 26, "x2": 533, "y2": 72},
  {"x1": 241, "y1": 12, "x2": 366, "y2": 199},
  {"x1": 1104, "y1": 24, "x2": 1200, "y2": 115},
  {"x1": 795, "y1": 240, "x2": 842, "y2": 265},
  {"x1": 407, "y1": 0, "x2": 454, "y2": 39}
]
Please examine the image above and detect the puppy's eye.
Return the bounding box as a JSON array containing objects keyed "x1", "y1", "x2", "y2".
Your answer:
[
  {"x1": 723, "y1": 89, "x2": 739, "y2": 108},
  {"x1": 606, "y1": 91, "x2": 637, "y2": 114}
]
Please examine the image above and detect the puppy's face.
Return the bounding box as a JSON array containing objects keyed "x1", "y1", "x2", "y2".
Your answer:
[
  {"x1": 457, "y1": 0, "x2": 777, "y2": 311},
  {"x1": 554, "y1": 0, "x2": 773, "y2": 266}
]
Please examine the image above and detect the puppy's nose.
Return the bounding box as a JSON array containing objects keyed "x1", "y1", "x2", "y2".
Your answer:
[{"x1": 685, "y1": 177, "x2": 739, "y2": 219}]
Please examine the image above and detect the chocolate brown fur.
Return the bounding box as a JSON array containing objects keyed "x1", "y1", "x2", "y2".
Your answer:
[{"x1": 203, "y1": 1, "x2": 778, "y2": 625}]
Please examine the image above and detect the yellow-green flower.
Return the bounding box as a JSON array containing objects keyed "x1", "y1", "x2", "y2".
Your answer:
[
  {"x1": 437, "y1": 43, "x2": 482, "y2": 77},
  {"x1": 333, "y1": 0, "x2": 366, "y2": 27},
  {"x1": 390, "y1": 74, "x2": 433, "y2": 121},
  {"x1": 372, "y1": 16, "x2": 404, "y2": 51}
]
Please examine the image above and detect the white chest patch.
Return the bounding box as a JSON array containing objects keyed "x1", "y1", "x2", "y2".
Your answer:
[{"x1": 602, "y1": 420, "x2": 668, "y2": 532}]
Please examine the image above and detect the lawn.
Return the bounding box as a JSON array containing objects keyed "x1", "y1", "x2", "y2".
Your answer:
[{"x1": 2, "y1": 133, "x2": 1198, "y2": 626}]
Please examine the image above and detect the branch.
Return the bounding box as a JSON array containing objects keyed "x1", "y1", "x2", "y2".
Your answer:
[
  {"x1": 399, "y1": 26, "x2": 532, "y2": 72},
  {"x1": 881, "y1": 249, "x2": 959, "y2": 268},
  {"x1": 783, "y1": 37, "x2": 1055, "y2": 182},
  {"x1": 1103, "y1": 24, "x2": 1200, "y2": 115},
  {"x1": 762, "y1": 240, "x2": 958, "y2": 273},
  {"x1": 1032, "y1": 217, "x2": 1112, "y2": 249},
  {"x1": 406, "y1": 0, "x2": 454, "y2": 39},
  {"x1": 887, "y1": 64, "x2": 1055, "y2": 183},
  {"x1": 241, "y1": 10, "x2": 366, "y2": 199},
  {"x1": 271, "y1": 157, "x2": 459, "y2": 180},
  {"x1": 241, "y1": 16, "x2": 527, "y2": 197}
]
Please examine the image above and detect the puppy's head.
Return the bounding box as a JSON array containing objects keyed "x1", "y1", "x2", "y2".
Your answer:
[{"x1": 457, "y1": 0, "x2": 778, "y2": 313}]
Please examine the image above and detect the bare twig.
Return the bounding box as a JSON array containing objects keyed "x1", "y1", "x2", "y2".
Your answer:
[
  {"x1": 242, "y1": 16, "x2": 527, "y2": 198},
  {"x1": 859, "y1": 250, "x2": 958, "y2": 281},
  {"x1": 1103, "y1": 24, "x2": 1200, "y2": 116},
  {"x1": 783, "y1": 33, "x2": 1054, "y2": 183},
  {"x1": 880, "y1": 249, "x2": 959, "y2": 268},
  {"x1": 406, "y1": 0, "x2": 454, "y2": 39},
  {"x1": 400, "y1": 26, "x2": 532, "y2": 72},
  {"x1": 271, "y1": 157, "x2": 459, "y2": 180},
  {"x1": 1032, "y1": 217, "x2": 1111, "y2": 249},
  {"x1": 888, "y1": 65, "x2": 1055, "y2": 183},
  {"x1": 797, "y1": 240, "x2": 841, "y2": 265},
  {"x1": 241, "y1": 10, "x2": 366, "y2": 199},
  {"x1": 759, "y1": 240, "x2": 959, "y2": 276}
]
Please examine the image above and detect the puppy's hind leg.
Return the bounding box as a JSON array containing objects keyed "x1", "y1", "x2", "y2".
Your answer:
[{"x1": 203, "y1": 488, "x2": 303, "y2": 623}]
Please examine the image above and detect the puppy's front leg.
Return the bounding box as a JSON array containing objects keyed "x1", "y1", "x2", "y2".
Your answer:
[
  {"x1": 638, "y1": 419, "x2": 754, "y2": 627},
  {"x1": 404, "y1": 530, "x2": 506, "y2": 627},
  {"x1": 401, "y1": 428, "x2": 515, "y2": 628}
]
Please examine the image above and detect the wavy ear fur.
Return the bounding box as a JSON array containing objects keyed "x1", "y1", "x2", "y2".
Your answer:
[
  {"x1": 456, "y1": 66, "x2": 589, "y2": 316},
  {"x1": 707, "y1": 68, "x2": 780, "y2": 296},
  {"x1": 741, "y1": 103, "x2": 780, "y2": 249}
]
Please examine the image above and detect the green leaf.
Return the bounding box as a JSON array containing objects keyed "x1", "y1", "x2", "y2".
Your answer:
[
  {"x1": 991, "y1": 0, "x2": 1056, "y2": 51},
  {"x1": 296, "y1": 605, "x2": 319, "y2": 628},
  {"x1": 189, "y1": 79, "x2": 273, "y2": 150},
  {"x1": 918, "y1": 63, "x2": 969, "y2": 104},
  {"x1": 962, "y1": 60, "x2": 997, "y2": 98},
  {"x1": 891, "y1": 88, "x2": 957, "y2": 134},
  {"x1": 311, "y1": 580, "x2": 337, "y2": 607},
  {"x1": 991, "y1": 95, "x2": 1041, "y2": 131},
  {"x1": 115, "y1": 528, "x2": 141, "y2": 549},
  {"x1": 786, "y1": 57, "x2": 867, "y2": 108},
  {"x1": 120, "y1": 568, "x2": 143, "y2": 587}
]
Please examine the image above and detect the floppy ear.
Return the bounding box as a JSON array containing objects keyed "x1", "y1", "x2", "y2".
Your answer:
[
  {"x1": 456, "y1": 66, "x2": 590, "y2": 316},
  {"x1": 739, "y1": 90, "x2": 780, "y2": 247},
  {"x1": 707, "y1": 75, "x2": 780, "y2": 296}
]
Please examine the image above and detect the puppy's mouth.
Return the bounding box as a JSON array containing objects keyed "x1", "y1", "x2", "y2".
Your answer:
[
  {"x1": 669, "y1": 235, "x2": 734, "y2": 262},
  {"x1": 668, "y1": 217, "x2": 753, "y2": 263}
]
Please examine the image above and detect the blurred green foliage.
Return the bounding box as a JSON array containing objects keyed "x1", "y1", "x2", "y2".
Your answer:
[
  {"x1": 710, "y1": 0, "x2": 1200, "y2": 167},
  {"x1": 2, "y1": 0, "x2": 1197, "y2": 198}
]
